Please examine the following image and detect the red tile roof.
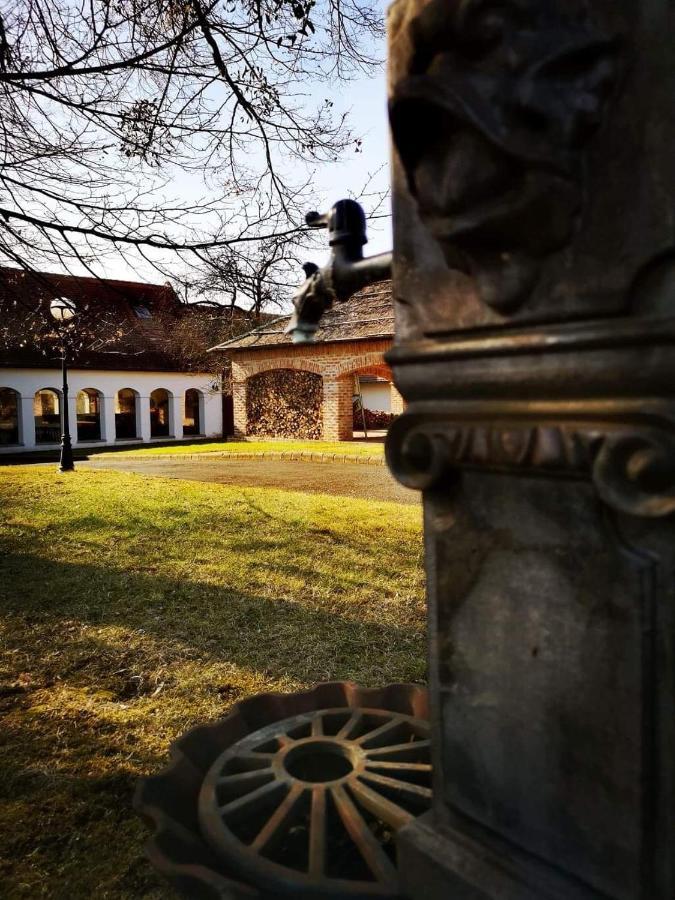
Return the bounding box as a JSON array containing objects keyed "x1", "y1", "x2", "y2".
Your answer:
[
  {"x1": 0, "y1": 267, "x2": 248, "y2": 371},
  {"x1": 210, "y1": 281, "x2": 394, "y2": 352}
]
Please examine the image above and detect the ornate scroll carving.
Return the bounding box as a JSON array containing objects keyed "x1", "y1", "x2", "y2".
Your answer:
[
  {"x1": 389, "y1": 0, "x2": 619, "y2": 312},
  {"x1": 594, "y1": 432, "x2": 675, "y2": 519},
  {"x1": 387, "y1": 415, "x2": 675, "y2": 518}
]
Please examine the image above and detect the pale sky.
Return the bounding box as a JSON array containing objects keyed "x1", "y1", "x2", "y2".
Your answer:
[
  {"x1": 308, "y1": 51, "x2": 391, "y2": 256},
  {"x1": 105, "y1": 3, "x2": 392, "y2": 292}
]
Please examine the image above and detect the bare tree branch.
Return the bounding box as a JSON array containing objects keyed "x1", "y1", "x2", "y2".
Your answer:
[{"x1": 0, "y1": 0, "x2": 384, "y2": 296}]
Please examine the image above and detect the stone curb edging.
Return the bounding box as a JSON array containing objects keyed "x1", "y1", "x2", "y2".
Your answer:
[{"x1": 102, "y1": 450, "x2": 386, "y2": 466}]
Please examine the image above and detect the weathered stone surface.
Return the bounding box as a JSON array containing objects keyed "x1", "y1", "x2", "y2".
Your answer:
[
  {"x1": 387, "y1": 0, "x2": 675, "y2": 337},
  {"x1": 386, "y1": 1, "x2": 675, "y2": 897}
]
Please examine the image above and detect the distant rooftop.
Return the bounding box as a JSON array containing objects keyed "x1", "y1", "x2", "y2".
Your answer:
[
  {"x1": 0, "y1": 267, "x2": 253, "y2": 371},
  {"x1": 210, "y1": 281, "x2": 394, "y2": 352}
]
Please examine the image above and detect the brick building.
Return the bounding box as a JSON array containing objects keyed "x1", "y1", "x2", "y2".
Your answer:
[{"x1": 210, "y1": 281, "x2": 403, "y2": 441}]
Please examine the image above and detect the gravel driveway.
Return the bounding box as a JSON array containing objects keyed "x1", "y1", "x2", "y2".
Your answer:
[{"x1": 79, "y1": 456, "x2": 419, "y2": 504}]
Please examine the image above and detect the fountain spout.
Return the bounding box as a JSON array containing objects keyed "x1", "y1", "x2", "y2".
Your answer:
[{"x1": 285, "y1": 199, "x2": 392, "y2": 343}]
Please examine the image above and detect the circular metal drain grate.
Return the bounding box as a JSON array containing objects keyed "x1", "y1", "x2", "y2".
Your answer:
[
  {"x1": 135, "y1": 682, "x2": 429, "y2": 899},
  {"x1": 199, "y1": 706, "x2": 430, "y2": 897}
]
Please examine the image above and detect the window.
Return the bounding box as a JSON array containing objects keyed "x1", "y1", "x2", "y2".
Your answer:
[{"x1": 132, "y1": 304, "x2": 152, "y2": 319}]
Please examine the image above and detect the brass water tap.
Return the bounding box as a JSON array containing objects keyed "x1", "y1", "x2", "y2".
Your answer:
[{"x1": 285, "y1": 200, "x2": 392, "y2": 343}]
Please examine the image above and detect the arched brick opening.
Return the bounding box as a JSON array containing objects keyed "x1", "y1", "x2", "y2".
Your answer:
[
  {"x1": 335, "y1": 353, "x2": 392, "y2": 378},
  {"x1": 323, "y1": 364, "x2": 399, "y2": 442},
  {"x1": 241, "y1": 358, "x2": 326, "y2": 379},
  {"x1": 340, "y1": 363, "x2": 404, "y2": 436},
  {"x1": 229, "y1": 340, "x2": 397, "y2": 441},
  {"x1": 246, "y1": 369, "x2": 323, "y2": 439},
  {"x1": 347, "y1": 363, "x2": 394, "y2": 381}
]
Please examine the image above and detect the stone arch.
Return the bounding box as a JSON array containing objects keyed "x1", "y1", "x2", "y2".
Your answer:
[
  {"x1": 76, "y1": 388, "x2": 103, "y2": 441},
  {"x1": 246, "y1": 368, "x2": 323, "y2": 439},
  {"x1": 183, "y1": 388, "x2": 204, "y2": 436},
  {"x1": 150, "y1": 388, "x2": 173, "y2": 438},
  {"x1": 33, "y1": 387, "x2": 62, "y2": 444},
  {"x1": 0, "y1": 387, "x2": 20, "y2": 445},
  {"x1": 115, "y1": 387, "x2": 139, "y2": 439}
]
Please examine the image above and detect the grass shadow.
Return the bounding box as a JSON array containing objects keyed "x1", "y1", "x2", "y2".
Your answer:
[{"x1": 0, "y1": 468, "x2": 425, "y2": 898}]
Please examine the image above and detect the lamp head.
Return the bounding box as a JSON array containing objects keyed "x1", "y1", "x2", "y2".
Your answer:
[{"x1": 49, "y1": 296, "x2": 77, "y2": 322}]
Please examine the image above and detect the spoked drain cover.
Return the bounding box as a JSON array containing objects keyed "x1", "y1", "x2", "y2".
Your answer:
[
  {"x1": 199, "y1": 707, "x2": 430, "y2": 896},
  {"x1": 135, "y1": 681, "x2": 429, "y2": 899}
]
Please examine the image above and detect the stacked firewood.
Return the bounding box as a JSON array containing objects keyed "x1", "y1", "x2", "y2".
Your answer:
[
  {"x1": 353, "y1": 406, "x2": 397, "y2": 430},
  {"x1": 247, "y1": 370, "x2": 323, "y2": 439}
]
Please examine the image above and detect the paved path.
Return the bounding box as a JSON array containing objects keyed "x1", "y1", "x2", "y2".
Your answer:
[{"x1": 80, "y1": 456, "x2": 419, "y2": 504}]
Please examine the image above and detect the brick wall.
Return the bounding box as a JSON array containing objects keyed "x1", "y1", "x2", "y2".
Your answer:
[
  {"x1": 391, "y1": 383, "x2": 405, "y2": 415},
  {"x1": 230, "y1": 338, "x2": 404, "y2": 440}
]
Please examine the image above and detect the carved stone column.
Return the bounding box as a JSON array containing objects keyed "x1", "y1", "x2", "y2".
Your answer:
[{"x1": 385, "y1": 2, "x2": 675, "y2": 898}]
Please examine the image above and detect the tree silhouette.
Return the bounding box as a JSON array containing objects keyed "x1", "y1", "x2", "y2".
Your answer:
[{"x1": 0, "y1": 0, "x2": 382, "y2": 286}]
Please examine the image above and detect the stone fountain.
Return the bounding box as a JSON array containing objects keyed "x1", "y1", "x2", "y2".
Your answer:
[{"x1": 137, "y1": 2, "x2": 675, "y2": 898}]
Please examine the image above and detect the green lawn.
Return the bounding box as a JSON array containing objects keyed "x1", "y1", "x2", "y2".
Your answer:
[
  {"x1": 108, "y1": 438, "x2": 385, "y2": 458},
  {"x1": 0, "y1": 467, "x2": 424, "y2": 899}
]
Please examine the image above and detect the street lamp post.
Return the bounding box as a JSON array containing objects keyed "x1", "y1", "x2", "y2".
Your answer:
[{"x1": 49, "y1": 297, "x2": 77, "y2": 472}]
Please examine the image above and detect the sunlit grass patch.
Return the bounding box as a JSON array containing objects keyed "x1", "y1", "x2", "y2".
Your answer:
[
  {"x1": 0, "y1": 467, "x2": 424, "y2": 898},
  {"x1": 107, "y1": 438, "x2": 386, "y2": 458}
]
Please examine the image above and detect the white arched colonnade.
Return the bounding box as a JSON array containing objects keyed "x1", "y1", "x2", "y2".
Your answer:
[{"x1": 0, "y1": 368, "x2": 221, "y2": 454}]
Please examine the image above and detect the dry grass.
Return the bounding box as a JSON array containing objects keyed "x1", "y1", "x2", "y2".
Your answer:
[{"x1": 0, "y1": 466, "x2": 424, "y2": 899}]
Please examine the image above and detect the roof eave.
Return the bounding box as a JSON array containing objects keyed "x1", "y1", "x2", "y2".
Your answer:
[
  {"x1": 207, "y1": 315, "x2": 291, "y2": 352},
  {"x1": 221, "y1": 331, "x2": 394, "y2": 353}
]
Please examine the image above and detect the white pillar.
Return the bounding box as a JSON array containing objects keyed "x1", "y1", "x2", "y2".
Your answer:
[
  {"x1": 138, "y1": 394, "x2": 151, "y2": 442},
  {"x1": 198, "y1": 392, "x2": 206, "y2": 437},
  {"x1": 173, "y1": 393, "x2": 183, "y2": 440},
  {"x1": 67, "y1": 395, "x2": 77, "y2": 446},
  {"x1": 19, "y1": 395, "x2": 35, "y2": 449},
  {"x1": 102, "y1": 395, "x2": 116, "y2": 444}
]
